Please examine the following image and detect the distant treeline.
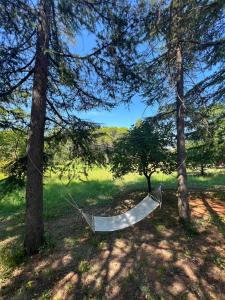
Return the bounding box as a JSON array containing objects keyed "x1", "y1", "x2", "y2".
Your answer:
[{"x1": 0, "y1": 126, "x2": 128, "y2": 178}]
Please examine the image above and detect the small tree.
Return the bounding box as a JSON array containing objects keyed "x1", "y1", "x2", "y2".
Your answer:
[{"x1": 111, "y1": 119, "x2": 174, "y2": 193}]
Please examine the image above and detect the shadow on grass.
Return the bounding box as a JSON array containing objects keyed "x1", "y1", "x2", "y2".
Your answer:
[
  {"x1": 188, "y1": 171, "x2": 225, "y2": 189},
  {"x1": 43, "y1": 175, "x2": 179, "y2": 219},
  {"x1": 1, "y1": 168, "x2": 224, "y2": 220},
  {"x1": 1, "y1": 190, "x2": 225, "y2": 299},
  {"x1": 202, "y1": 193, "x2": 225, "y2": 238}
]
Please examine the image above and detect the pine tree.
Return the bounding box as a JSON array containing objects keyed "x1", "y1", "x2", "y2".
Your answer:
[
  {"x1": 134, "y1": 0, "x2": 225, "y2": 222},
  {"x1": 0, "y1": 0, "x2": 137, "y2": 254}
]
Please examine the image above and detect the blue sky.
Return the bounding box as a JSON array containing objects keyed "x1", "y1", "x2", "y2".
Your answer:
[
  {"x1": 71, "y1": 20, "x2": 220, "y2": 128},
  {"x1": 78, "y1": 97, "x2": 159, "y2": 128},
  {"x1": 72, "y1": 31, "x2": 159, "y2": 128},
  {"x1": 67, "y1": 23, "x2": 221, "y2": 128},
  {"x1": 66, "y1": 25, "x2": 213, "y2": 128}
]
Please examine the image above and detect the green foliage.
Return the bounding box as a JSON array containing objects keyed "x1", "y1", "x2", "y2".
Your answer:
[
  {"x1": 64, "y1": 237, "x2": 78, "y2": 248},
  {"x1": 87, "y1": 232, "x2": 108, "y2": 250},
  {"x1": 156, "y1": 266, "x2": 167, "y2": 279},
  {"x1": 111, "y1": 119, "x2": 175, "y2": 192},
  {"x1": 25, "y1": 280, "x2": 35, "y2": 289},
  {"x1": 78, "y1": 260, "x2": 90, "y2": 274},
  {"x1": 187, "y1": 104, "x2": 225, "y2": 173},
  {"x1": 127, "y1": 1, "x2": 224, "y2": 197},
  {"x1": 0, "y1": 0, "x2": 137, "y2": 130},
  {"x1": 0, "y1": 130, "x2": 26, "y2": 167},
  {"x1": 47, "y1": 126, "x2": 128, "y2": 182},
  {"x1": 95, "y1": 126, "x2": 128, "y2": 161},
  {"x1": 0, "y1": 246, "x2": 25, "y2": 271},
  {"x1": 0, "y1": 1, "x2": 139, "y2": 228},
  {"x1": 96, "y1": 127, "x2": 128, "y2": 147},
  {"x1": 138, "y1": 0, "x2": 224, "y2": 106},
  {"x1": 40, "y1": 290, "x2": 52, "y2": 300},
  {"x1": 3, "y1": 156, "x2": 27, "y2": 181},
  {"x1": 214, "y1": 256, "x2": 225, "y2": 270}
]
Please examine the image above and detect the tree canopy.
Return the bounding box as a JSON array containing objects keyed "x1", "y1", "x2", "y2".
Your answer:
[{"x1": 111, "y1": 119, "x2": 174, "y2": 193}]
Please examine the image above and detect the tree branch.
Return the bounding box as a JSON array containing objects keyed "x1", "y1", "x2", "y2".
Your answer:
[
  {"x1": 8, "y1": 30, "x2": 36, "y2": 51},
  {"x1": 1, "y1": 56, "x2": 35, "y2": 76},
  {"x1": 49, "y1": 42, "x2": 111, "y2": 60},
  {"x1": 0, "y1": 68, "x2": 34, "y2": 98},
  {"x1": 45, "y1": 116, "x2": 66, "y2": 128},
  {"x1": 180, "y1": 38, "x2": 225, "y2": 48},
  {"x1": 147, "y1": 109, "x2": 176, "y2": 121},
  {"x1": 46, "y1": 99, "x2": 70, "y2": 125}
]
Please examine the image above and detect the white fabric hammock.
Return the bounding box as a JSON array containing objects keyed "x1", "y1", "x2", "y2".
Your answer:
[{"x1": 79, "y1": 186, "x2": 162, "y2": 232}]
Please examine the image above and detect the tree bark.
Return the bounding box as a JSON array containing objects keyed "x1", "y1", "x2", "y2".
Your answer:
[
  {"x1": 200, "y1": 164, "x2": 205, "y2": 176},
  {"x1": 176, "y1": 45, "x2": 190, "y2": 223},
  {"x1": 145, "y1": 174, "x2": 152, "y2": 194},
  {"x1": 24, "y1": 0, "x2": 50, "y2": 255}
]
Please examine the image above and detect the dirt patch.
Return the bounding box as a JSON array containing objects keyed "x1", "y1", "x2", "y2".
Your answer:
[
  {"x1": 190, "y1": 192, "x2": 225, "y2": 219},
  {"x1": 0, "y1": 190, "x2": 225, "y2": 299}
]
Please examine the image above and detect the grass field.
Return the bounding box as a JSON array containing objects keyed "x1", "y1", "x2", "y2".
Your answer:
[
  {"x1": 0, "y1": 167, "x2": 225, "y2": 299},
  {"x1": 0, "y1": 167, "x2": 225, "y2": 219}
]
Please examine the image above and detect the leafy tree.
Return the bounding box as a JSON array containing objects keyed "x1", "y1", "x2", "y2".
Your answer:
[
  {"x1": 187, "y1": 143, "x2": 214, "y2": 176},
  {"x1": 0, "y1": 130, "x2": 26, "y2": 164},
  {"x1": 111, "y1": 119, "x2": 174, "y2": 193},
  {"x1": 0, "y1": 129, "x2": 28, "y2": 183},
  {"x1": 0, "y1": 0, "x2": 137, "y2": 254},
  {"x1": 96, "y1": 127, "x2": 128, "y2": 146},
  {"x1": 41, "y1": 126, "x2": 128, "y2": 181},
  {"x1": 187, "y1": 104, "x2": 225, "y2": 175},
  {"x1": 95, "y1": 127, "x2": 128, "y2": 161},
  {"x1": 129, "y1": 0, "x2": 225, "y2": 222}
]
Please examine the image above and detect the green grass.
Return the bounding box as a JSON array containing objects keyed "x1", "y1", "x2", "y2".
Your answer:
[
  {"x1": 77, "y1": 260, "x2": 91, "y2": 274},
  {"x1": 0, "y1": 167, "x2": 224, "y2": 220},
  {"x1": 0, "y1": 173, "x2": 6, "y2": 180},
  {"x1": 0, "y1": 246, "x2": 25, "y2": 281}
]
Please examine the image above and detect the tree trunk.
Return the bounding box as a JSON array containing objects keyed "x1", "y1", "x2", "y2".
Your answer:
[
  {"x1": 176, "y1": 45, "x2": 190, "y2": 223},
  {"x1": 200, "y1": 164, "x2": 205, "y2": 176},
  {"x1": 145, "y1": 174, "x2": 152, "y2": 194},
  {"x1": 24, "y1": 0, "x2": 50, "y2": 255}
]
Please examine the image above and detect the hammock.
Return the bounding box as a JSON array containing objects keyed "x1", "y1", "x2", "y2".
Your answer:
[{"x1": 71, "y1": 185, "x2": 162, "y2": 232}]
